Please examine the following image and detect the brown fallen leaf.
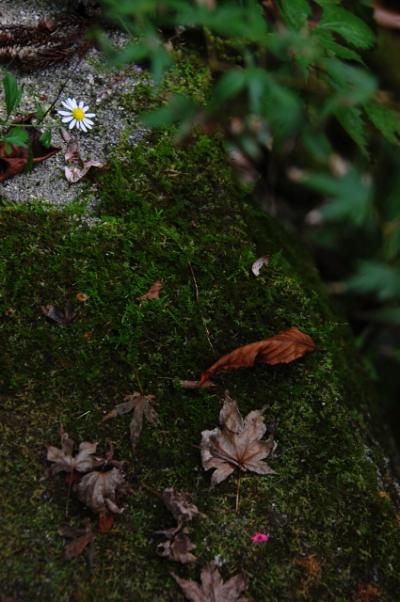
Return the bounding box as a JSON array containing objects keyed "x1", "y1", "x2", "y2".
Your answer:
[
  {"x1": 61, "y1": 128, "x2": 105, "y2": 183},
  {"x1": 162, "y1": 487, "x2": 200, "y2": 525},
  {"x1": 77, "y1": 467, "x2": 127, "y2": 517},
  {"x1": 0, "y1": 116, "x2": 59, "y2": 182},
  {"x1": 172, "y1": 561, "x2": 252, "y2": 602},
  {"x1": 199, "y1": 326, "x2": 315, "y2": 385},
  {"x1": 137, "y1": 280, "x2": 163, "y2": 301},
  {"x1": 47, "y1": 429, "x2": 102, "y2": 477},
  {"x1": 41, "y1": 302, "x2": 76, "y2": 325},
  {"x1": 59, "y1": 522, "x2": 94, "y2": 560},
  {"x1": 251, "y1": 255, "x2": 269, "y2": 277},
  {"x1": 157, "y1": 527, "x2": 197, "y2": 564},
  {"x1": 201, "y1": 392, "x2": 276, "y2": 487},
  {"x1": 102, "y1": 392, "x2": 158, "y2": 449},
  {"x1": 353, "y1": 583, "x2": 381, "y2": 602}
]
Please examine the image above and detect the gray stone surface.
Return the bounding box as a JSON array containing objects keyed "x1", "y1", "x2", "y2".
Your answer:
[{"x1": 0, "y1": 1, "x2": 147, "y2": 206}]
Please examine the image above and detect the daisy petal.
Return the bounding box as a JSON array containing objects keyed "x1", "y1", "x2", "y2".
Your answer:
[
  {"x1": 85, "y1": 113, "x2": 96, "y2": 118},
  {"x1": 83, "y1": 118, "x2": 94, "y2": 126},
  {"x1": 70, "y1": 99, "x2": 78, "y2": 109},
  {"x1": 79, "y1": 100, "x2": 85, "y2": 109},
  {"x1": 80, "y1": 121, "x2": 87, "y2": 133},
  {"x1": 82, "y1": 105, "x2": 89, "y2": 112},
  {"x1": 62, "y1": 116, "x2": 73, "y2": 123},
  {"x1": 58, "y1": 110, "x2": 73, "y2": 116},
  {"x1": 69, "y1": 119, "x2": 77, "y2": 129}
]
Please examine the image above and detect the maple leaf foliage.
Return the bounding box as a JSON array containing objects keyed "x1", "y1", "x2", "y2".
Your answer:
[
  {"x1": 102, "y1": 392, "x2": 158, "y2": 449},
  {"x1": 157, "y1": 527, "x2": 197, "y2": 564},
  {"x1": 162, "y1": 487, "x2": 200, "y2": 525},
  {"x1": 59, "y1": 522, "x2": 94, "y2": 560},
  {"x1": 199, "y1": 326, "x2": 315, "y2": 385},
  {"x1": 77, "y1": 467, "x2": 127, "y2": 517},
  {"x1": 172, "y1": 561, "x2": 252, "y2": 602},
  {"x1": 201, "y1": 393, "x2": 276, "y2": 487},
  {"x1": 47, "y1": 429, "x2": 101, "y2": 476}
]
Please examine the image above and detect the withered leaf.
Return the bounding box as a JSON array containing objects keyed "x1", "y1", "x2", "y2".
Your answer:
[
  {"x1": 172, "y1": 561, "x2": 252, "y2": 602},
  {"x1": 251, "y1": 255, "x2": 269, "y2": 277},
  {"x1": 41, "y1": 302, "x2": 76, "y2": 325},
  {"x1": 47, "y1": 430, "x2": 101, "y2": 477},
  {"x1": 61, "y1": 129, "x2": 105, "y2": 183},
  {"x1": 180, "y1": 380, "x2": 217, "y2": 390},
  {"x1": 102, "y1": 392, "x2": 158, "y2": 449},
  {"x1": 59, "y1": 522, "x2": 94, "y2": 560},
  {"x1": 374, "y1": 3, "x2": 400, "y2": 30},
  {"x1": 201, "y1": 392, "x2": 276, "y2": 487},
  {"x1": 137, "y1": 280, "x2": 163, "y2": 301},
  {"x1": 199, "y1": 327, "x2": 315, "y2": 385},
  {"x1": 0, "y1": 116, "x2": 59, "y2": 182},
  {"x1": 157, "y1": 527, "x2": 196, "y2": 564},
  {"x1": 77, "y1": 467, "x2": 126, "y2": 517},
  {"x1": 162, "y1": 487, "x2": 200, "y2": 525}
]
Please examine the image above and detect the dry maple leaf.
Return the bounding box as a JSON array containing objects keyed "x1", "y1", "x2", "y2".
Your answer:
[
  {"x1": 47, "y1": 430, "x2": 101, "y2": 477},
  {"x1": 59, "y1": 522, "x2": 94, "y2": 560},
  {"x1": 201, "y1": 392, "x2": 276, "y2": 487},
  {"x1": 102, "y1": 392, "x2": 158, "y2": 449},
  {"x1": 162, "y1": 487, "x2": 200, "y2": 525},
  {"x1": 77, "y1": 467, "x2": 126, "y2": 517},
  {"x1": 61, "y1": 129, "x2": 105, "y2": 183},
  {"x1": 0, "y1": 117, "x2": 60, "y2": 182},
  {"x1": 199, "y1": 326, "x2": 315, "y2": 385},
  {"x1": 157, "y1": 527, "x2": 197, "y2": 564},
  {"x1": 41, "y1": 302, "x2": 76, "y2": 325},
  {"x1": 137, "y1": 280, "x2": 163, "y2": 301},
  {"x1": 172, "y1": 561, "x2": 252, "y2": 602}
]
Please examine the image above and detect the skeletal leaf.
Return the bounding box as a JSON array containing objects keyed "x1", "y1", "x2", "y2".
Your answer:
[
  {"x1": 157, "y1": 527, "x2": 197, "y2": 564},
  {"x1": 137, "y1": 280, "x2": 163, "y2": 301},
  {"x1": 47, "y1": 429, "x2": 101, "y2": 477},
  {"x1": 172, "y1": 561, "x2": 252, "y2": 602},
  {"x1": 199, "y1": 327, "x2": 315, "y2": 385},
  {"x1": 162, "y1": 487, "x2": 200, "y2": 525},
  {"x1": 251, "y1": 255, "x2": 269, "y2": 277},
  {"x1": 41, "y1": 302, "x2": 76, "y2": 325},
  {"x1": 102, "y1": 392, "x2": 158, "y2": 449},
  {"x1": 201, "y1": 392, "x2": 276, "y2": 487},
  {"x1": 77, "y1": 467, "x2": 127, "y2": 523}
]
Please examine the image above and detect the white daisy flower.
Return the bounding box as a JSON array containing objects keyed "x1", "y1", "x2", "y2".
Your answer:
[{"x1": 57, "y1": 98, "x2": 96, "y2": 132}]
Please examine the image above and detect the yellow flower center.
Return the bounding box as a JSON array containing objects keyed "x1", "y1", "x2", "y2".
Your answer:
[{"x1": 72, "y1": 107, "x2": 85, "y2": 121}]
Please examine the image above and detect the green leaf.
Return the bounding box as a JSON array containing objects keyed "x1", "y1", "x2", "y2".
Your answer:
[
  {"x1": 347, "y1": 261, "x2": 400, "y2": 301},
  {"x1": 210, "y1": 69, "x2": 247, "y2": 109},
  {"x1": 301, "y1": 166, "x2": 373, "y2": 225},
  {"x1": 315, "y1": 30, "x2": 363, "y2": 62},
  {"x1": 365, "y1": 102, "x2": 400, "y2": 145},
  {"x1": 335, "y1": 106, "x2": 368, "y2": 157},
  {"x1": 320, "y1": 59, "x2": 376, "y2": 117},
  {"x1": 276, "y1": 0, "x2": 311, "y2": 31},
  {"x1": 35, "y1": 102, "x2": 46, "y2": 121},
  {"x1": 40, "y1": 129, "x2": 52, "y2": 148},
  {"x1": 140, "y1": 94, "x2": 197, "y2": 128},
  {"x1": 316, "y1": 6, "x2": 375, "y2": 49},
  {"x1": 3, "y1": 72, "x2": 23, "y2": 116},
  {"x1": 2, "y1": 126, "x2": 29, "y2": 148}
]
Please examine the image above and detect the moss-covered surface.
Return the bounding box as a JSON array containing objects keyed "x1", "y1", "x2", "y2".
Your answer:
[{"x1": 1, "y1": 57, "x2": 400, "y2": 602}]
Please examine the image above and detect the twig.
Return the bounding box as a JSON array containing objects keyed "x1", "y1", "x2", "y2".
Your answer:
[
  {"x1": 140, "y1": 481, "x2": 163, "y2": 500},
  {"x1": 235, "y1": 471, "x2": 241, "y2": 513},
  {"x1": 188, "y1": 261, "x2": 214, "y2": 352}
]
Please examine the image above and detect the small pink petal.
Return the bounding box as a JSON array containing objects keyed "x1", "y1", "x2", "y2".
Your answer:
[
  {"x1": 251, "y1": 532, "x2": 270, "y2": 543},
  {"x1": 251, "y1": 256, "x2": 269, "y2": 277}
]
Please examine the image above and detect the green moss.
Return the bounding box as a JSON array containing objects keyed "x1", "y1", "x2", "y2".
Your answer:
[{"x1": 1, "y1": 56, "x2": 400, "y2": 602}]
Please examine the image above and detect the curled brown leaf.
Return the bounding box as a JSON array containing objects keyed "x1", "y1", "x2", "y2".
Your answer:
[
  {"x1": 46, "y1": 429, "x2": 102, "y2": 477},
  {"x1": 157, "y1": 527, "x2": 197, "y2": 564},
  {"x1": 199, "y1": 326, "x2": 315, "y2": 385},
  {"x1": 137, "y1": 280, "x2": 163, "y2": 301},
  {"x1": 77, "y1": 467, "x2": 127, "y2": 517},
  {"x1": 162, "y1": 487, "x2": 200, "y2": 525}
]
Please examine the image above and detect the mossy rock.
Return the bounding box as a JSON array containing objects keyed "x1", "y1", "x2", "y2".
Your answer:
[{"x1": 1, "y1": 122, "x2": 400, "y2": 601}]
